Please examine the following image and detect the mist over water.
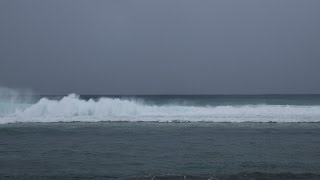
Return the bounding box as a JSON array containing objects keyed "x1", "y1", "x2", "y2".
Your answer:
[
  {"x1": 0, "y1": 87, "x2": 35, "y2": 117},
  {"x1": 1, "y1": 88, "x2": 320, "y2": 124}
]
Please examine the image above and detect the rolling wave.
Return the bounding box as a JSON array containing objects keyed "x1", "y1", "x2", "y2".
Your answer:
[{"x1": 1, "y1": 94, "x2": 320, "y2": 124}]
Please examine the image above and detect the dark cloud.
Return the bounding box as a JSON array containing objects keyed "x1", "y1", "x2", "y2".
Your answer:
[{"x1": 1, "y1": 0, "x2": 320, "y2": 94}]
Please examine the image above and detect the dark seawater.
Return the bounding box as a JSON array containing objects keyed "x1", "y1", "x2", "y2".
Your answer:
[
  {"x1": 20, "y1": 94, "x2": 320, "y2": 106},
  {"x1": 1, "y1": 122, "x2": 320, "y2": 180},
  {"x1": 1, "y1": 95, "x2": 320, "y2": 179}
]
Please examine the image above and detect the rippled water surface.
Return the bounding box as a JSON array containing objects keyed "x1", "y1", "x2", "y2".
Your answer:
[{"x1": 1, "y1": 122, "x2": 320, "y2": 179}]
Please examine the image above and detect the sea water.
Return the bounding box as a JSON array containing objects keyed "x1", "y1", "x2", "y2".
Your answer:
[{"x1": 0, "y1": 95, "x2": 320, "y2": 179}]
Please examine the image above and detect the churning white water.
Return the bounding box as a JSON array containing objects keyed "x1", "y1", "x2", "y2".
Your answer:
[{"x1": 1, "y1": 94, "x2": 320, "y2": 124}]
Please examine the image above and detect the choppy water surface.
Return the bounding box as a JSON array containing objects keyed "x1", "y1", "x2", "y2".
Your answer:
[
  {"x1": 1, "y1": 122, "x2": 320, "y2": 179},
  {"x1": 1, "y1": 94, "x2": 320, "y2": 179}
]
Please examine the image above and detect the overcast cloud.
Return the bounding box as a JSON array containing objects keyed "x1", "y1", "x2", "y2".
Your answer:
[{"x1": 1, "y1": 0, "x2": 320, "y2": 94}]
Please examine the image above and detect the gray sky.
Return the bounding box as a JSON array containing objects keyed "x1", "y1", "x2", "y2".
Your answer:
[{"x1": 1, "y1": 0, "x2": 320, "y2": 95}]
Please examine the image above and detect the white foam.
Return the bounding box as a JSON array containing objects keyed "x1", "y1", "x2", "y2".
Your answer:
[{"x1": 1, "y1": 94, "x2": 320, "y2": 124}]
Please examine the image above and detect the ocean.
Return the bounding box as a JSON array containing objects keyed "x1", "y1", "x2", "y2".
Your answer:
[{"x1": 1, "y1": 95, "x2": 320, "y2": 179}]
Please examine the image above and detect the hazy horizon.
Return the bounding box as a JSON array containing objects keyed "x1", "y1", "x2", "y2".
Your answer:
[{"x1": 2, "y1": 86, "x2": 320, "y2": 96}]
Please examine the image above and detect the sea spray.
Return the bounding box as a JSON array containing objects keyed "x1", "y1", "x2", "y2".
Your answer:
[
  {"x1": 1, "y1": 93, "x2": 320, "y2": 123},
  {"x1": 0, "y1": 87, "x2": 34, "y2": 116}
]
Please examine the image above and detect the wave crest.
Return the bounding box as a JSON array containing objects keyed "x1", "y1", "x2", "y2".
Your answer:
[{"x1": 1, "y1": 94, "x2": 320, "y2": 124}]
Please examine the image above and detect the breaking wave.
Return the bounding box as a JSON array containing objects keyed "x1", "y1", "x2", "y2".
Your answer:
[{"x1": 1, "y1": 94, "x2": 320, "y2": 124}]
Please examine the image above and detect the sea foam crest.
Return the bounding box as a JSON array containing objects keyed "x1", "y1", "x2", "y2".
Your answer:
[{"x1": 1, "y1": 94, "x2": 320, "y2": 124}]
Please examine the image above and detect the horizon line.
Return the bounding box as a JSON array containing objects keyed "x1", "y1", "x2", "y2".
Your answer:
[{"x1": 28, "y1": 93, "x2": 320, "y2": 96}]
